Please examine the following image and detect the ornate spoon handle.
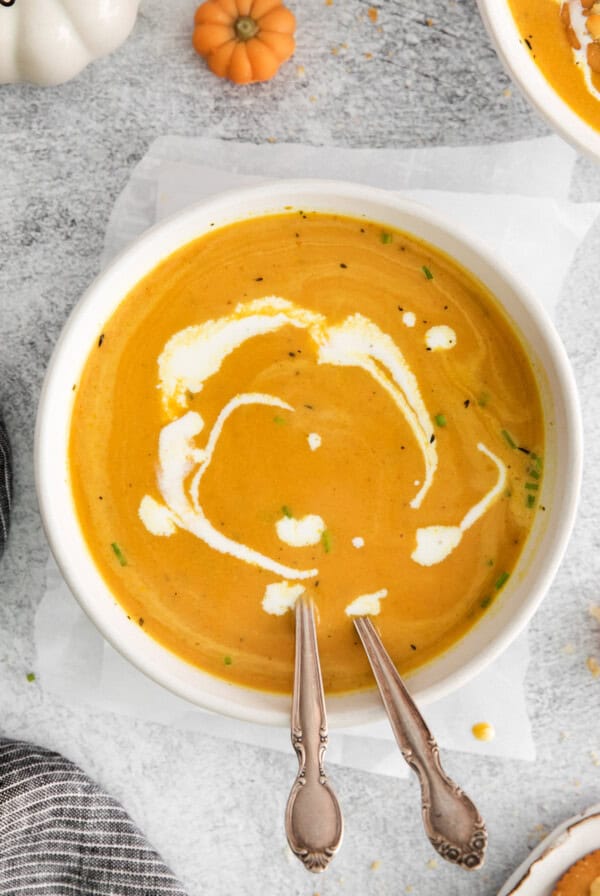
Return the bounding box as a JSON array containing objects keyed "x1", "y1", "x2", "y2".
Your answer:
[
  {"x1": 285, "y1": 597, "x2": 343, "y2": 873},
  {"x1": 354, "y1": 616, "x2": 487, "y2": 870}
]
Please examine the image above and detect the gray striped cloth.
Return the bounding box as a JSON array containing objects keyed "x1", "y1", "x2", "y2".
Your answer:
[
  {"x1": 0, "y1": 739, "x2": 189, "y2": 895},
  {"x1": 0, "y1": 417, "x2": 11, "y2": 558}
]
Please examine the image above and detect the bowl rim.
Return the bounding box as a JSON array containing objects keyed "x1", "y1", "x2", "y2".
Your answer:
[
  {"x1": 34, "y1": 178, "x2": 583, "y2": 727},
  {"x1": 476, "y1": 0, "x2": 600, "y2": 163}
]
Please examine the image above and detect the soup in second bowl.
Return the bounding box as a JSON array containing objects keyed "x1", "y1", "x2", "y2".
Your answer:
[
  {"x1": 508, "y1": 0, "x2": 600, "y2": 132},
  {"x1": 69, "y1": 212, "x2": 544, "y2": 695}
]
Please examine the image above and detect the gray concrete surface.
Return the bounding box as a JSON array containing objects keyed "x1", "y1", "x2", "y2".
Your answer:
[{"x1": 1, "y1": 1, "x2": 600, "y2": 894}]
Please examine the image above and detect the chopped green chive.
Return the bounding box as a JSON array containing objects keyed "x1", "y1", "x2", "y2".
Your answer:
[
  {"x1": 501, "y1": 429, "x2": 517, "y2": 449},
  {"x1": 480, "y1": 595, "x2": 492, "y2": 609},
  {"x1": 526, "y1": 493, "x2": 536, "y2": 509},
  {"x1": 281, "y1": 505, "x2": 293, "y2": 518},
  {"x1": 531, "y1": 453, "x2": 543, "y2": 471},
  {"x1": 528, "y1": 468, "x2": 540, "y2": 480},
  {"x1": 434, "y1": 414, "x2": 447, "y2": 427},
  {"x1": 224, "y1": 655, "x2": 232, "y2": 666},
  {"x1": 111, "y1": 542, "x2": 127, "y2": 566},
  {"x1": 525, "y1": 482, "x2": 539, "y2": 491},
  {"x1": 273, "y1": 415, "x2": 287, "y2": 425},
  {"x1": 495, "y1": 572, "x2": 509, "y2": 590},
  {"x1": 478, "y1": 392, "x2": 490, "y2": 407},
  {"x1": 321, "y1": 530, "x2": 332, "y2": 553},
  {"x1": 380, "y1": 232, "x2": 392, "y2": 244},
  {"x1": 26, "y1": 672, "x2": 36, "y2": 683},
  {"x1": 422, "y1": 265, "x2": 434, "y2": 280}
]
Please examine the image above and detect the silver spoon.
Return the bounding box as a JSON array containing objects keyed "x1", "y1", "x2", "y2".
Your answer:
[
  {"x1": 285, "y1": 596, "x2": 343, "y2": 873},
  {"x1": 354, "y1": 615, "x2": 487, "y2": 870}
]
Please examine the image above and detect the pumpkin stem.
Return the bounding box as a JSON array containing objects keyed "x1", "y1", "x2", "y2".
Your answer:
[{"x1": 235, "y1": 15, "x2": 259, "y2": 41}]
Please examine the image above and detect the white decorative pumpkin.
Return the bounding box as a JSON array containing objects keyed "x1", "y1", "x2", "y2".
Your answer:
[{"x1": 0, "y1": 0, "x2": 141, "y2": 86}]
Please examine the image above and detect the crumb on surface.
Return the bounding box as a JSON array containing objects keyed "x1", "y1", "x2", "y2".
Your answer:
[
  {"x1": 591, "y1": 750, "x2": 600, "y2": 767},
  {"x1": 472, "y1": 721, "x2": 495, "y2": 742},
  {"x1": 296, "y1": 64, "x2": 305, "y2": 76},
  {"x1": 370, "y1": 860, "x2": 380, "y2": 871},
  {"x1": 368, "y1": 6, "x2": 378, "y2": 22},
  {"x1": 587, "y1": 656, "x2": 600, "y2": 677},
  {"x1": 425, "y1": 17, "x2": 434, "y2": 26},
  {"x1": 427, "y1": 858, "x2": 438, "y2": 870},
  {"x1": 589, "y1": 604, "x2": 600, "y2": 622},
  {"x1": 562, "y1": 642, "x2": 576, "y2": 655}
]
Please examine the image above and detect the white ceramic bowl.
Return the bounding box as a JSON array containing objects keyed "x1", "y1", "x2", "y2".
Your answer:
[
  {"x1": 476, "y1": 0, "x2": 600, "y2": 162},
  {"x1": 35, "y1": 180, "x2": 582, "y2": 727}
]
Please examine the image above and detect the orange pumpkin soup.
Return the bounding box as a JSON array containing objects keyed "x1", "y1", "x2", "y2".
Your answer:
[
  {"x1": 69, "y1": 212, "x2": 544, "y2": 695},
  {"x1": 508, "y1": 0, "x2": 600, "y2": 132}
]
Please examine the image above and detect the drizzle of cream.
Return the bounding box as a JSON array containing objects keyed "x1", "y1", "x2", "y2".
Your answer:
[
  {"x1": 276, "y1": 514, "x2": 326, "y2": 547},
  {"x1": 315, "y1": 313, "x2": 436, "y2": 508},
  {"x1": 140, "y1": 395, "x2": 318, "y2": 580},
  {"x1": 138, "y1": 495, "x2": 177, "y2": 536},
  {"x1": 158, "y1": 297, "x2": 325, "y2": 415},
  {"x1": 425, "y1": 325, "x2": 456, "y2": 351},
  {"x1": 345, "y1": 589, "x2": 388, "y2": 616},
  {"x1": 352, "y1": 536, "x2": 365, "y2": 549},
  {"x1": 411, "y1": 442, "x2": 507, "y2": 566},
  {"x1": 262, "y1": 581, "x2": 306, "y2": 616},
  {"x1": 402, "y1": 311, "x2": 416, "y2": 327},
  {"x1": 155, "y1": 297, "x2": 437, "y2": 515},
  {"x1": 568, "y1": 1, "x2": 600, "y2": 101},
  {"x1": 307, "y1": 432, "x2": 322, "y2": 451},
  {"x1": 412, "y1": 526, "x2": 463, "y2": 567}
]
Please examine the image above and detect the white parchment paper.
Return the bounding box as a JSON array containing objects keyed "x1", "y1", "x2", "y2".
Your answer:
[{"x1": 35, "y1": 135, "x2": 599, "y2": 778}]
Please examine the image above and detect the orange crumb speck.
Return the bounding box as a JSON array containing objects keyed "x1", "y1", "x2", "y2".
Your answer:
[
  {"x1": 296, "y1": 64, "x2": 305, "y2": 76},
  {"x1": 364, "y1": 52, "x2": 373, "y2": 59},
  {"x1": 425, "y1": 17, "x2": 434, "y2": 26},
  {"x1": 331, "y1": 46, "x2": 339, "y2": 55},
  {"x1": 503, "y1": 87, "x2": 512, "y2": 97},
  {"x1": 472, "y1": 722, "x2": 495, "y2": 742},
  {"x1": 370, "y1": 860, "x2": 381, "y2": 871},
  {"x1": 427, "y1": 858, "x2": 438, "y2": 870},
  {"x1": 325, "y1": 0, "x2": 333, "y2": 5},
  {"x1": 266, "y1": 137, "x2": 277, "y2": 144},
  {"x1": 368, "y1": 6, "x2": 379, "y2": 22},
  {"x1": 587, "y1": 656, "x2": 600, "y2": 677},
  {"x1": 341, "y1": 42, "x2": 348, "y2": 48},
  {"x1": 589, "y1": 604, "x2": 600, "y2": 622},
  {"x1": 309, "y1": 95, "x2": 317, "y2": 102}
]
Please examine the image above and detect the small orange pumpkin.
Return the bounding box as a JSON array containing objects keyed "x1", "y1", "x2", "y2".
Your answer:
[{"x1": 193, "y1": 0, "x2": 296, "y2": 84}]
